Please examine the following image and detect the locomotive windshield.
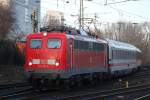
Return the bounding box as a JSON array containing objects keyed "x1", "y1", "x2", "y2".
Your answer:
[
  {"x1": 47, "y1": 39, "x2": 61, "y2": 49},
  {"x1": 30, "y1": 39, "x2": 42, "y2": 49}
]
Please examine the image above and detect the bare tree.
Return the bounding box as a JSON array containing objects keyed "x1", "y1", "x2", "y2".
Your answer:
[
  {"x1": 0, "y1": 1, "x2": 25, "y2": 65},
  {"x1": 0, "y1": 1, "x2": 15, "y2": 40}
]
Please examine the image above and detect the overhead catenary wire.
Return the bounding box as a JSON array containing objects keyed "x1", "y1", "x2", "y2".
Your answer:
[
  {"x1": 90, "y1": 0, "x2": 150, "y2": 21},
  {"x1": 16, "y1": 0, "x2": 150, "y2": 30},
  {"x1": 39, "y1": 0, "x2": 150, "y2": 29},
  {"x1": 108, "y1": 5, "x2": 150, "y2": 20},
  {"x1": 40, "y1": 0, "x2": 150, "y2": 21},
  {"x1": 104, "y1": 0, "x2": 139, "y2": 5}
]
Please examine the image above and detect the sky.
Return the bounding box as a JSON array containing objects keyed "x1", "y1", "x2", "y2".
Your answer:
[{"x1": 41, "y1": 0, "x2": 150, "y2": 27}]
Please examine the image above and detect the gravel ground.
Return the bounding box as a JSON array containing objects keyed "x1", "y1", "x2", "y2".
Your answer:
[{"x1": 0, "y1": 65, "x2": 27, "y2": 85}]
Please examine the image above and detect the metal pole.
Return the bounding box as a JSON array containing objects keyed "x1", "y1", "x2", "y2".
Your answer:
[
  {"x1": 105, "y1": 0, "x2": 107, "y2": 5},
  {"x1": 79, "y1": 0, "x2": 82, "y2": 29},
  {"x1": 79, "y1": 0, "x2": 84, "y2": 29},
  {"x1": 32, "y1": 9, "x2": 36, "y2": 33},
  {"x1": 81, "y1": 0, "x2": 84, "y2": 28},
  {"x1": 31, "y1": 8, "x2": 38, "y2": 33}
]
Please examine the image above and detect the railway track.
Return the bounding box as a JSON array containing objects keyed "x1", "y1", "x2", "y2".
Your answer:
[
  {"x1": 0, "y1": 82, "x2": 30, "y2": 90},
  {"x1": 24, "y1": 73, "x2": 150, "y2": 100},
  {"x1": 0, "y1": 82, "x2": 33, "y2": 99},
  {"x1": 134, "y1": 93, "x2": 150, "y2": 100},
  {"x1": 2, "y1": 66, "x2": 150, "y2": 100},
  {"x1": 57, "y1": 83, "x2": 150, "y2": 100},
  {"x1": 0, "y1": 87, "x2": 34, "y2": 99}
]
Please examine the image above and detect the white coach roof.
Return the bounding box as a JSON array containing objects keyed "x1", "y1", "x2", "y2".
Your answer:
[{"x1": 106, "y1": 39, "x2": 141, "y2": 52}]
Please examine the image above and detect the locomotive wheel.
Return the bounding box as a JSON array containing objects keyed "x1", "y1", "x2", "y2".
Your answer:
[
  {"x1": 31, "y1": 78, "x2": 41, "y2": 89},
  {"x1": 31, "y1": 78, "x2": 49, "y2": 91},
  {"x1": 55, "y1": 79, "x2": 61, "y2": 88},
  {"x1": 89, "y1": 75, "x2": 94, "y2": 86},
  {"x1": 76, "y1": 76, "x2": 82, "y2": 88},
  {"x1": 91, "y1": 76, "x2": 97, "y2": 86},
  {"x1": 77, "y1": 80, "x2": 82, "y2": 88},
  {"x1": 28, "y1": 76, "x2": 32, "y2": 83},
  {"x1": 62, "y1": 79, "x2": 71, "y2": 90}
]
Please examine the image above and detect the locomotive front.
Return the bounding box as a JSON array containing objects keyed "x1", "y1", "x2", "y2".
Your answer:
[{"x1": 25, "y1": 32, "x2": 68, "y2": 83}]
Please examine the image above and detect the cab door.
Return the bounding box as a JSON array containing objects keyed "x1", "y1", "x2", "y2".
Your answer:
[{"x1": 67, "y1": 38, "x2": 73, "y2": 70}]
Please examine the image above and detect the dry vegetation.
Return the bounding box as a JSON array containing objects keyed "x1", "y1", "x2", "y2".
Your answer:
[
  {"x1": 0, "y1": 2, "x2": 14, "y2": 40},
  {"x1": 0, "y1": 2, "x2": 24, "y2": 65}
]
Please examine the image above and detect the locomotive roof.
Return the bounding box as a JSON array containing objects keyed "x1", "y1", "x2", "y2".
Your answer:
[
  {"x1": 27, "y1": 32, "x2": 107, "y2": 44},
  {"x1": 66, "y1": 34, "x2": 107, "y2": 43},
  {"x1": 27, "y1": 32, "x2": 140, "y2": 52},
  {"x1": 106, "y1": 39, "x2": 141, "y2": 52}
]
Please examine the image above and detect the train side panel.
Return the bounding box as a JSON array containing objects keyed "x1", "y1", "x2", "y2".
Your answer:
[
  {"x1": 107, "y1": 39, "x2": 141, "y2": 75},
  {"x1": 68, "y1": 38, "x2": 108, "y2": 76}
]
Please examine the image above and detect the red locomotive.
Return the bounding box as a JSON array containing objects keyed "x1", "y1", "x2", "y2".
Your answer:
[{"x1": 24, "y1": 29, "x2": 141, "y2": 88}]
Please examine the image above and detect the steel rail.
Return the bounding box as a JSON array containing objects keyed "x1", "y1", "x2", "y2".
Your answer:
[
  {"x1": 0, "y1": 86, "x2": 33, "y2": 99},
  {"x1": 0, "y1": 87, "x2": 34, "y2": 99},
  {"x1": 134, "y1": 93, "x2": 150, "y2": 100},
  {"x1": 0, "y1": 82, "x2": 30, "y2": 90},
  {"x1": 86, "y1": 84, "x2": 150, "y2": 100},
  {"x1": 57, "y1": 83, "x2": 150, "y2": 100}
]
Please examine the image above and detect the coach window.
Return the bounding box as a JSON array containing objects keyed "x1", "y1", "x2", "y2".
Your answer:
[
  {"x1": 74, "y1": 40, "x2": 81, "y2": 50},
  {"x1": 124, "y1": 50, "x2": 126, "y2": 59},
  {"x1": 83, "y1": 41, "x2": 88, "y2": 50},
  {"x1": 93, "y1": 43, "x2": 97, "y2": 51},
  {"x1": 74, "y1": 40, "x2": 78, "y2": 49},
  {"x1": 94, "y1": 43, "x2": 104, "y2": 51},
  {"x1": 89, "y1": 42, "x2": 93, "y2": 51},
  {"x1": 130, "y1": 51, "x2": 132, "y2": 59},
  {"x1": 133, "y1": 51, "x2": 135, "y2": 59},
  {"x1": 118, "y1": 50, "x2": 120, "y2": 59},
  {"x1": 47, "y1": 39, "x2": 61, "y2": 49},
  {"x1": 116, "y1": 50, "x2": 118, "y2": 59},
  {"x1": 30, "y1": 39, "x2": 42, "y2": 49},
  {"x1": 80, "y1": 40, "x2": 85, "y2": 50},
  {"x1": 77, "y1": 40, "x2": 81, "y2": 49},
  {"x1": 112, "y1": 50, "x2": 115, "y2": 59},
  {"x1": 125, "y1": 50, "x2": 127, "y2": 59},
  {"x1": 80, "y1": 41, "x2": 84, "y2": 50},
  {"x1": 131, "y1": 51, "x2": 133, "y2": 59}
]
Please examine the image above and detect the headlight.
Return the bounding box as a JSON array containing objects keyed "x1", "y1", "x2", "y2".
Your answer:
[
  {"x1": 55, "y1": 62, "x2": 59, "y2": 66},
  {"x1": 29, "y1": 62, "x2": 32, "y2": 66},
  {"x1": 43, "y1": 32, "x2": 47, "y2": 36}
]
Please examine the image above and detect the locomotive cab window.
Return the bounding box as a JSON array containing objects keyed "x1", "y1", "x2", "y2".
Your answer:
[
  {"x1": 47, "y1": 39, "x2": 61, "y2": 49},
  {"x1": 30, "y1": 39, "x2": 42, "y2": 49}
]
